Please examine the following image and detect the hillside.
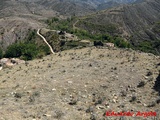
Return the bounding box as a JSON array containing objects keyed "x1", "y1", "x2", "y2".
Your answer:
[
  {"x1": 0, "y1": 0, "x2": 147, "y2": 50},
  {"x1": 19, "y1": 0, "x2": 139, "y2": 16},
  {"x1": 74, "y1": 0, "x2": 160, "y2": 54},
  {"x1": 0, "y1": 0, "x2": 59, "y2": 18},
  {"x1": 0, "y1": 47, "x2": 160, "y2": 119},
  {"x1": 0, "y1": 0, "x2": 59, "y2": 50}
]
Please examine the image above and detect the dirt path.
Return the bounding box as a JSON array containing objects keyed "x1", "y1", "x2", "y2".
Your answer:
[
  {"x1": 37, "y1": 29, "x2": 55, "y2": 54},
  {"x1": 73, "y1": 20, "x2": 79, "y2": 30}
]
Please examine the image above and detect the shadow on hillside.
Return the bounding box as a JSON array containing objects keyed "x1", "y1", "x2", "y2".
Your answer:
[{"x1": 153, "y1": 72, "x2": 160, "y2": 96}]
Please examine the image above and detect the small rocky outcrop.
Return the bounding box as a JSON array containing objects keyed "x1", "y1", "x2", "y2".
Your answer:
[{"x1": 0, "y1": 58, "x2": 25, "y2": 69}]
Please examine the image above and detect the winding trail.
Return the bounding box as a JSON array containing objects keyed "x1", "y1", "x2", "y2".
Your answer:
[
  {"x1": 73, "y1": 20, "x2": 79, "y2": 30},
  {"x1": 37, "y1": 29, "x2": 55, "y2": 54}
]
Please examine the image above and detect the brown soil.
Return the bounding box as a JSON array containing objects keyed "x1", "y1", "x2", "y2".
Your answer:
[{"x1": 0, "y1": 47, "x2": 160, "y2": 120}]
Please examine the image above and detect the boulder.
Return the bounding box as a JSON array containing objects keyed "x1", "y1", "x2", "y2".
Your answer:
[{"x1": 104, "y1": 43, "x2": 115, "y2": 48}]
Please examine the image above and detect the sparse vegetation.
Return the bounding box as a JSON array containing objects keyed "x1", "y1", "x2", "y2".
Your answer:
[
  {"x1": 77, "y1": 20, "x2": 118, "y2": 35},
  {"x1": 153, "y1": 22, "x2": 160, "y2": 34},
  {"x1": 46, "y1": 17, "x2": 74, "y2": 32},
  {"x1": 46, "y1": 17, "x2": 131, "y2": 49}
]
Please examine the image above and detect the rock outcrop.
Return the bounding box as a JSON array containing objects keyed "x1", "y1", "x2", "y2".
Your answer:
[{"x1": 0, "y1": 58, "x2": 25, "y2": 69}]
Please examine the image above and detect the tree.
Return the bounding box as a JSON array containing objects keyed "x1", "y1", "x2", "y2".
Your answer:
[{"x1": 5, "y1": 42, "x2": 39, "y2": 60}]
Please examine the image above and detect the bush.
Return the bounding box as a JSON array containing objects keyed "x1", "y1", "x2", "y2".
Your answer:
[
  {"x1": 137, "y1": 41, "x2": 153, "y2": 53},
  {"x1": 113, "y1": 37, "x2": 130, "y2": 48},
  {"x1": 5, "y1": 43, "x2": 24, "y2": 58},
  {"x1": 5, "y1": 42, "x2": 40, "y2": 60},
  {"x1": 20, "y1": 43, "x2": 39, "y2": 60}
]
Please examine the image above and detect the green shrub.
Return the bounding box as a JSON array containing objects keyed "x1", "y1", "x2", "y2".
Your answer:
[
  {"x1": 5, "y1": 42, "x2": 40, "y2": 60},
  {"x1": 113, "y1": 37, "x2": 130, "y2": 48},
  {"x1": 5, "y1": 43, "x2": 24, "y2": 58},
  {"x1": 137, "y1": 41, "x2": 153, "y2": 53}
]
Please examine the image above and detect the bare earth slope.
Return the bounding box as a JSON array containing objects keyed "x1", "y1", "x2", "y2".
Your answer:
[
  {"x1": 0, "y1": 47, "x2": 160, "y2": 120},
  {"x1": 0, "y1": 17, "x2": 44, "y2": 49},
  {"x1": 0, "y1": 0, "x2": 59, "y2": 49}
]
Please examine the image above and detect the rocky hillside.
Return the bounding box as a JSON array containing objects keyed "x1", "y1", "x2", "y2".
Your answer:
[
  {"x1": 0, "y1": 0, "x2": 147, "y2": 50},
  {"x1": 0, "y1": 47, "x2": 160, "y2": 119},
  {"x1": 19, "y1": 0, "x2": 139, "y2": 16},
  {"x1": 0, "y1": 0, "x2": 59, "y2": 18},
  {"x1": 0, "y1": 0, "x2": 159, "y2": 54},
  {"x1": 0, "y1": 0, "x2": 59, "y2": 50},
  {"x1": 75, "y1": 0, "x2": 160, "y2": 54}
]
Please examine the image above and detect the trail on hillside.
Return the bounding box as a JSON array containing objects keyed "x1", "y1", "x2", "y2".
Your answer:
[
  {"x1": 37, "y1": 29, "x2": 55, "y2": 54},
  {"x1": 73, "y1": 20, "x2": 79, "y2": 30}
]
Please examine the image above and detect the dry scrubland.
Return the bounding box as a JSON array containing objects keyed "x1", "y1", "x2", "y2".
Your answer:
[{"x1": 0, "y1": 47, "x2": 160, "y2": 120}]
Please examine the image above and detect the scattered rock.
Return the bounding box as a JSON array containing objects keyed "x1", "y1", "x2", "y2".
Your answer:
[
  {"x1": 29, "y1": 95, "x2": 35, "y2": 103},
  {"x1": 47, "y1": 63, "x2": 51, "y2": 68},
  {"x1": 53, "y1": 110, "x2": 64, "y2": 119},
  {"x1": 86, "y1": 106, "x2": 94, "y2": 113},
  {"x1": 99, "y1": 54, "x2": 104, "y2": 58},
  {"x1": 156, "y1": 97, "x2": 160, "y2": 104},
  {"x1": 89, "y1": 63, "x2": 92, "y2": 67},
  {"x1": 147, "y1": 101, "x2": 156, "y2": 107},
  {"x1": 96, "y1": 105, "x2": 105, "y2": 109},
  {"x1": 137, "y1": 81, "x2": 146, "y2": 87},
  {"x1": 33, "y1": 91, "x2": 40, "y2": 97},
  {"x1": 14, "y1": 93, "x2": 22, "y2": 98},
  {"x1": 95, "y1": 97, "x2": 103, "y2": 105},
  {"x1": 67, "y1": 81, "x2": 73, "y2": 84},
  {"x1": 90, "y1": 113, "x2": 97, "y2": 120},
  {"x1": 62, "y1": 70, "x2": 66, "y2": 73},
  {"x1": 118, "y1": 104, "x2": 125, "y2": 108},
  {"x1": 129, "y1": 96, "x2": 136, "y2": 102},
  {"x1": 43, "y1": 114, "x2": 51, "y2": 117},
  {"x1": 120, "y1": 90, "x2": 127, "y2": 97},
  {"x1": 69, "y1": 97, "x2": 78, "y2": 105},
  {"x1": 146, "y1": 71, "x2": 153, "y2": 76}
]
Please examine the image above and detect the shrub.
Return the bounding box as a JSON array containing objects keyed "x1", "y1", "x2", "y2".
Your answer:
[
  {"x1": 113, "y1": 37, "x2": 130, "y2": 48},
  {"x1": 5, "y1": 43, "x2": 24, "y2": 58},
  {"x1": 138, "y1": 41, "x2": 153, "y2": 53},
  {"x1": 5, "y1": 42, "x2": 40, "y2": 60}
]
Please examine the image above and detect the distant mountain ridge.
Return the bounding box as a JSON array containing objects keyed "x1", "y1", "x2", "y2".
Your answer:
[
  {"x1": 0, "y1": 0, "x2": 159, "y2": 55},
  {"x1": 18, "y1": 0, "x2": 140, "y2": 15},
  {"x1": 75, "y1": 0, "x2": 160, "y2": 54}
]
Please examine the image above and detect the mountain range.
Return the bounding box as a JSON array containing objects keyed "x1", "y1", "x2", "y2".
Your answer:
[
  {"x1": 20, "y1": 0, "x2": 140, "y2": 15},
  {"x1": 0, "y1": 0, "x2": 160, "y2": 54},
  {"x1": 72, "y1": 0, "x2": 160, "y2": 54}
]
